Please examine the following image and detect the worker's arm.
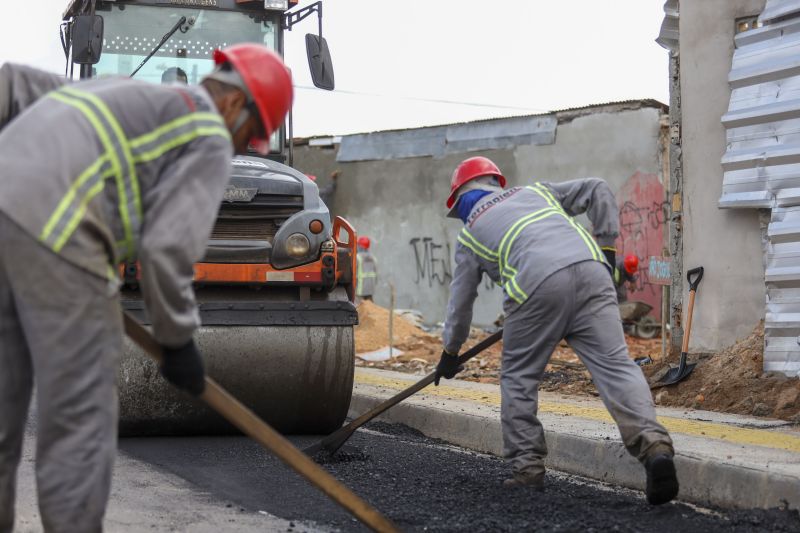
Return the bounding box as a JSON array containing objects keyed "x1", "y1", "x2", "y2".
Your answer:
[
  {"x1": 138, "y1": 134, "x2": 233, "y2": 348},
  {"x1": 0, "y1": 63, "x2": 66, "y2": 130},
  {"x1": 442, "y1": 243, "x2": 483, "y2": 355},
  {"x1": 540, "y1": 178, "x2": 620, "y2": 249}
]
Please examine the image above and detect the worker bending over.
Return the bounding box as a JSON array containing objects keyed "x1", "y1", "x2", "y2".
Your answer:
[
  {"x1": 436, "y1": 157, "x2": 678, "y2": 505},
  {"x1": 356, "y1": 235, "x2": 378, "y2": 302},
  {"x1": 0, "y1": 44, "x2": 292, "y2": 533}
]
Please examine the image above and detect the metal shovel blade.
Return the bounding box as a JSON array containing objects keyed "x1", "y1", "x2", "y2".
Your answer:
[{"x1": 659, "y1": 352, "x2": 695, "y2": 385}]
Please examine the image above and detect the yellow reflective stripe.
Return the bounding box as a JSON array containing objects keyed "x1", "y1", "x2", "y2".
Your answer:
[
  {"x1": 132, "y1": 126, "x2": 231, "y2": 163},
  {"x1": 54, "y1": 168, "x2": 115, "y2": 252},
  {"x1": 47, "y1": 91, "x2": 134, "y2": 254},
  {"x1": 497, "y1": 208, "x2": 559, "y2": 278},
  {"x1": 457, "y1": 234, "x2": 497, "y2": 262},
  {"x1": 533, "y1": 183, "x2": 604, "y2": 259},
  {"x1": 564, "y1": 212, "x2": 602, "y2": 261},
  {"x1": 459, "y1": 228, "x2": 498, "y2": 260},
  {"x1": 62, "y1": 86, "x2": 142, "y2": 221},
  {"x1": 505, "y1": 275, "x2": 528, "y2": 304},
  {"x1": 55, "y1": 90, "x2": 134, "y2": 257},
  {"x1": 129, "y1": 112, "x2": 227, "y2": 149},
  {"x1": 39, "y1": 155, "x2": 109, "y2": 242},
  {"x1": 496, "y1": 206, "x2": 554, "y2": 272},
  {"x1": 529, "y1": 184, "x2": 603, "y2": 261}
]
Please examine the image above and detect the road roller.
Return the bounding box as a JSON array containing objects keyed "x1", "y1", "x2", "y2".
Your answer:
[{"x1": 61, "y1": 0, "x2": 358, "y2": 435}]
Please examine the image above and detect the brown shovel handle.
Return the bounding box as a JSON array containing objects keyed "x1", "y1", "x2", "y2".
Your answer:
[
  {"x1": 122, "y1": 312, "x2": 399, "y2": 533},
  {"x1": 343, "y1": 328, "x2": 503, "y2": 436},
  {"x1": 306, "y1": 328, "x2": 504, "y2": 456},
  {"x1": 681, "y1": 267, "x2": 704, "y2": 354}
]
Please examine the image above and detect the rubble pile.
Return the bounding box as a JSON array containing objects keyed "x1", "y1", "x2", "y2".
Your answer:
[
  {"x1": 354, "y1": 300, "x2": 435, "y2": 353},
  {"x1": 356, "y1": 304, "x2": 800, "y2": 422},
  {"x1": 354, "y1": 302, "x2": 661, "y2": 394},
  {"x1": 644, "y1": 322, "x2": 800, "y2": 422}
]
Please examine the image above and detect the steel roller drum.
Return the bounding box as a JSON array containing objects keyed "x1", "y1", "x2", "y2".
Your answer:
[{"x1": 117, "y1": 325, "x2": 354, "y2": 436}]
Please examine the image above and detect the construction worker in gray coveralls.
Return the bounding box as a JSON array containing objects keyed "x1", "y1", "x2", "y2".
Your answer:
[
  {"x1": 356, "y1": 235, "x2": 378, "y2": 302},
  {"x1": 435, "y1": 156, "x2": 679, "y2": 505},
  {"x1": 0, "y1": 44, "x2": 292, "y2": 533}
]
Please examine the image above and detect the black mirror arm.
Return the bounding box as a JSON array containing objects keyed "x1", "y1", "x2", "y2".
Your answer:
[
  {"x1": 283, "y1": 1, "x2": 322, "y2": 37},
  {"x1": 130, "y1": 16, "x2": 187, "y2": 78},
  {"x1": 318, "y1": 2, "x2": 323, "y2": 41}
]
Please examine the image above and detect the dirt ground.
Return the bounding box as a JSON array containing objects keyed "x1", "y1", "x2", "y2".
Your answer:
[
  {"x1": 644, "y1": 322, "x2": 800, "y2": 422},
  {"x1": 354, "y1": 302, "x2": 800, "y2": 422}
]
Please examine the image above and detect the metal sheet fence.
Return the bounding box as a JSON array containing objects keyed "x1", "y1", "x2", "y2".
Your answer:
[{"x1": 721, "y1": 0, "x2": 800, "y2": 375}]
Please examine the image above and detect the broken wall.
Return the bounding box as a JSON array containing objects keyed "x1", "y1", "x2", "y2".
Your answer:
[{"x1": 293, "y1": 104, "x2": 666, "y2": 326}]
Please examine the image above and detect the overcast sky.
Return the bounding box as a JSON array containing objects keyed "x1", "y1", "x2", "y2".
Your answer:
[{"x1": 1, "y1": 0, "x2": 668, "y2": 137}]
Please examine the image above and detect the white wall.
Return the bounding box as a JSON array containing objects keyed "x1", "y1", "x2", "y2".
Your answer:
[{"x1": 680, "y1": 0, "x2": 767, "y2": 351}]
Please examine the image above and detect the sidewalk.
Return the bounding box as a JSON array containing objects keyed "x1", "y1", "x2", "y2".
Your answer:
[{"x1": 351, "y1": 368, "x2": 800, "y2": 510}]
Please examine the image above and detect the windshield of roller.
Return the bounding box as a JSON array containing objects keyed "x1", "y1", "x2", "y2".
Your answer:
[{"x1": 94, "y1": 4, "x2": 281, "y2": 152}]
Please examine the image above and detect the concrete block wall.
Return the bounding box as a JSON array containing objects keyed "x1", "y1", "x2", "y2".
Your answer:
[{"x1": 293, "y1": 104, "x2": 666, "y2": 327}]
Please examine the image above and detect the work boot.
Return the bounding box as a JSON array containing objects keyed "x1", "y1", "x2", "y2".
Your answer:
[
  {"x1": 644, "y1": 454, "x2": 679, "y2": 505},
  {"x1": 503, "y1": 470, "x2": 545, "y2": 490}
]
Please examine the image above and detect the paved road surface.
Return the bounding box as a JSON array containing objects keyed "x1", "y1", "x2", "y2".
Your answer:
[{"x1": 113, "y1": 422, "x2": 799, "y2": 532}]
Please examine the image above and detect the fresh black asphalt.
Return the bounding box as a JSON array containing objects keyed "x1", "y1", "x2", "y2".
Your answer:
[{"x1": 119, "y1": 422, "x2": 800, "y2": 532}]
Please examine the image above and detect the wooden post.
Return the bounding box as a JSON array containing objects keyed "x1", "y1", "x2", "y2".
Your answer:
[{"x1": 388, "y1": 282, "x2": 396, "y2": 359}]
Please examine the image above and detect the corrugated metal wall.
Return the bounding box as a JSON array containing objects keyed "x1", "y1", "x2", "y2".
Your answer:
[
  {"x1": 656, "y1": 0, "x2": 679, "y2": 51},
  {"x1": 720, "y1": 0, "x2": 800, "y2": 375}
]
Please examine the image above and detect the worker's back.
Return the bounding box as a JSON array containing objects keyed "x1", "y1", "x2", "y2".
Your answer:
[
  {"x1": 0, "y1": 75, "x2": 232, "y2": 282},
  {"x1": 457, "y1": 183, "x2": 606, "y2": 311}
]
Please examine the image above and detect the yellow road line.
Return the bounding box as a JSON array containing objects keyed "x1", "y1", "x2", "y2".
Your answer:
[{"x1": 355, "y1": 370, "x2": 800, "y2": 454}]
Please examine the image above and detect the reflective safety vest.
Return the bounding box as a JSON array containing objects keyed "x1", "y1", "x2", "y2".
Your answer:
[
  {"x1": 356, "y1": 251, "x2": 378, "y2": 297},
  {"x1": 0, "y1": 77, "x2": 231, "y2": 282},
  {"x1": 456, "y1": 183, "x2": 609, "y2": 307}
]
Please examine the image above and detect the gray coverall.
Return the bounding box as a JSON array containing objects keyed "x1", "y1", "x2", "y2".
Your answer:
[
  {"x1": 0, "y1": 63, "x2": 66, "y2": 127},
  {"x1": 356, "y1": 248, "x2": 378, "y2": 300},
  {"x1": 442, "y1": 179, "x2": 673, "y2": 477},
  {"x1": 0, "y1": 65, "x2": 232, "y2": 532}
]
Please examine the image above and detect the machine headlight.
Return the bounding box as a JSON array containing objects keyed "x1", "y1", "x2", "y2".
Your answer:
[
  {"x1": 264, "y1": 0, "x2": 288, "y2": 10},
  {"x1": 285, "y1": 233, "x2": 311, "y2": 258}
]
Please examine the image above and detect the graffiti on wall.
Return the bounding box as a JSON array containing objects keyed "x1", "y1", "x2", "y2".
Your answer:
[
  {"x1": 615, "y1": 172, "x2": 667, "y2": 320},
  {"x1": 410, "y1": 237, "x2": 453, "y2": 287}
]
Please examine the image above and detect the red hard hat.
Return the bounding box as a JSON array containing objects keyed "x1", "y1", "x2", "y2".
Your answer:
[
  {"x1": 357, "y1": 236, "x2": 371, "y2": 250},
  {"x1": 213, "y1": 44, "x2": 293, "y2": 155},
  {"x1": 624, "y1": 254, "x2": 639, "y2": 274},
  {"x1": 446, "y1": 156, "x2": 506, "y2": 209}
]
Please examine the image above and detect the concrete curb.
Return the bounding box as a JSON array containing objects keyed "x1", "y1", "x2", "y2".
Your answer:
[{"x1": 349, "y1": 391, "x2": 800, "y2": 511}]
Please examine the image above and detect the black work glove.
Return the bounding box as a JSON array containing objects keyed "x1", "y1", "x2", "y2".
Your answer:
[
  {"x1": 160, "y1": 339, "x2": 206, "y2": 396},
  {"x1": 434, "y1": 350, "x2": 462, "y2": 386},
  {"x1": 602, "y1": 247, "x2": 616, "y2": 270}
]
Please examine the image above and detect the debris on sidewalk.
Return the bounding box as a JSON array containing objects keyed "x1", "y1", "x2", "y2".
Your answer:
[
  {"x1": 644, "y1": 322, "x2": 800, "y2": 421},
  {"x1": 355, "y1": 305, "x2": 800, "y2": 422},
  {"x1": 355, "y1": 300, "x2": 438, "y2": 354},
  {"x1": 354, "y1": 301, "x2": 660, "y2": 395}
]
